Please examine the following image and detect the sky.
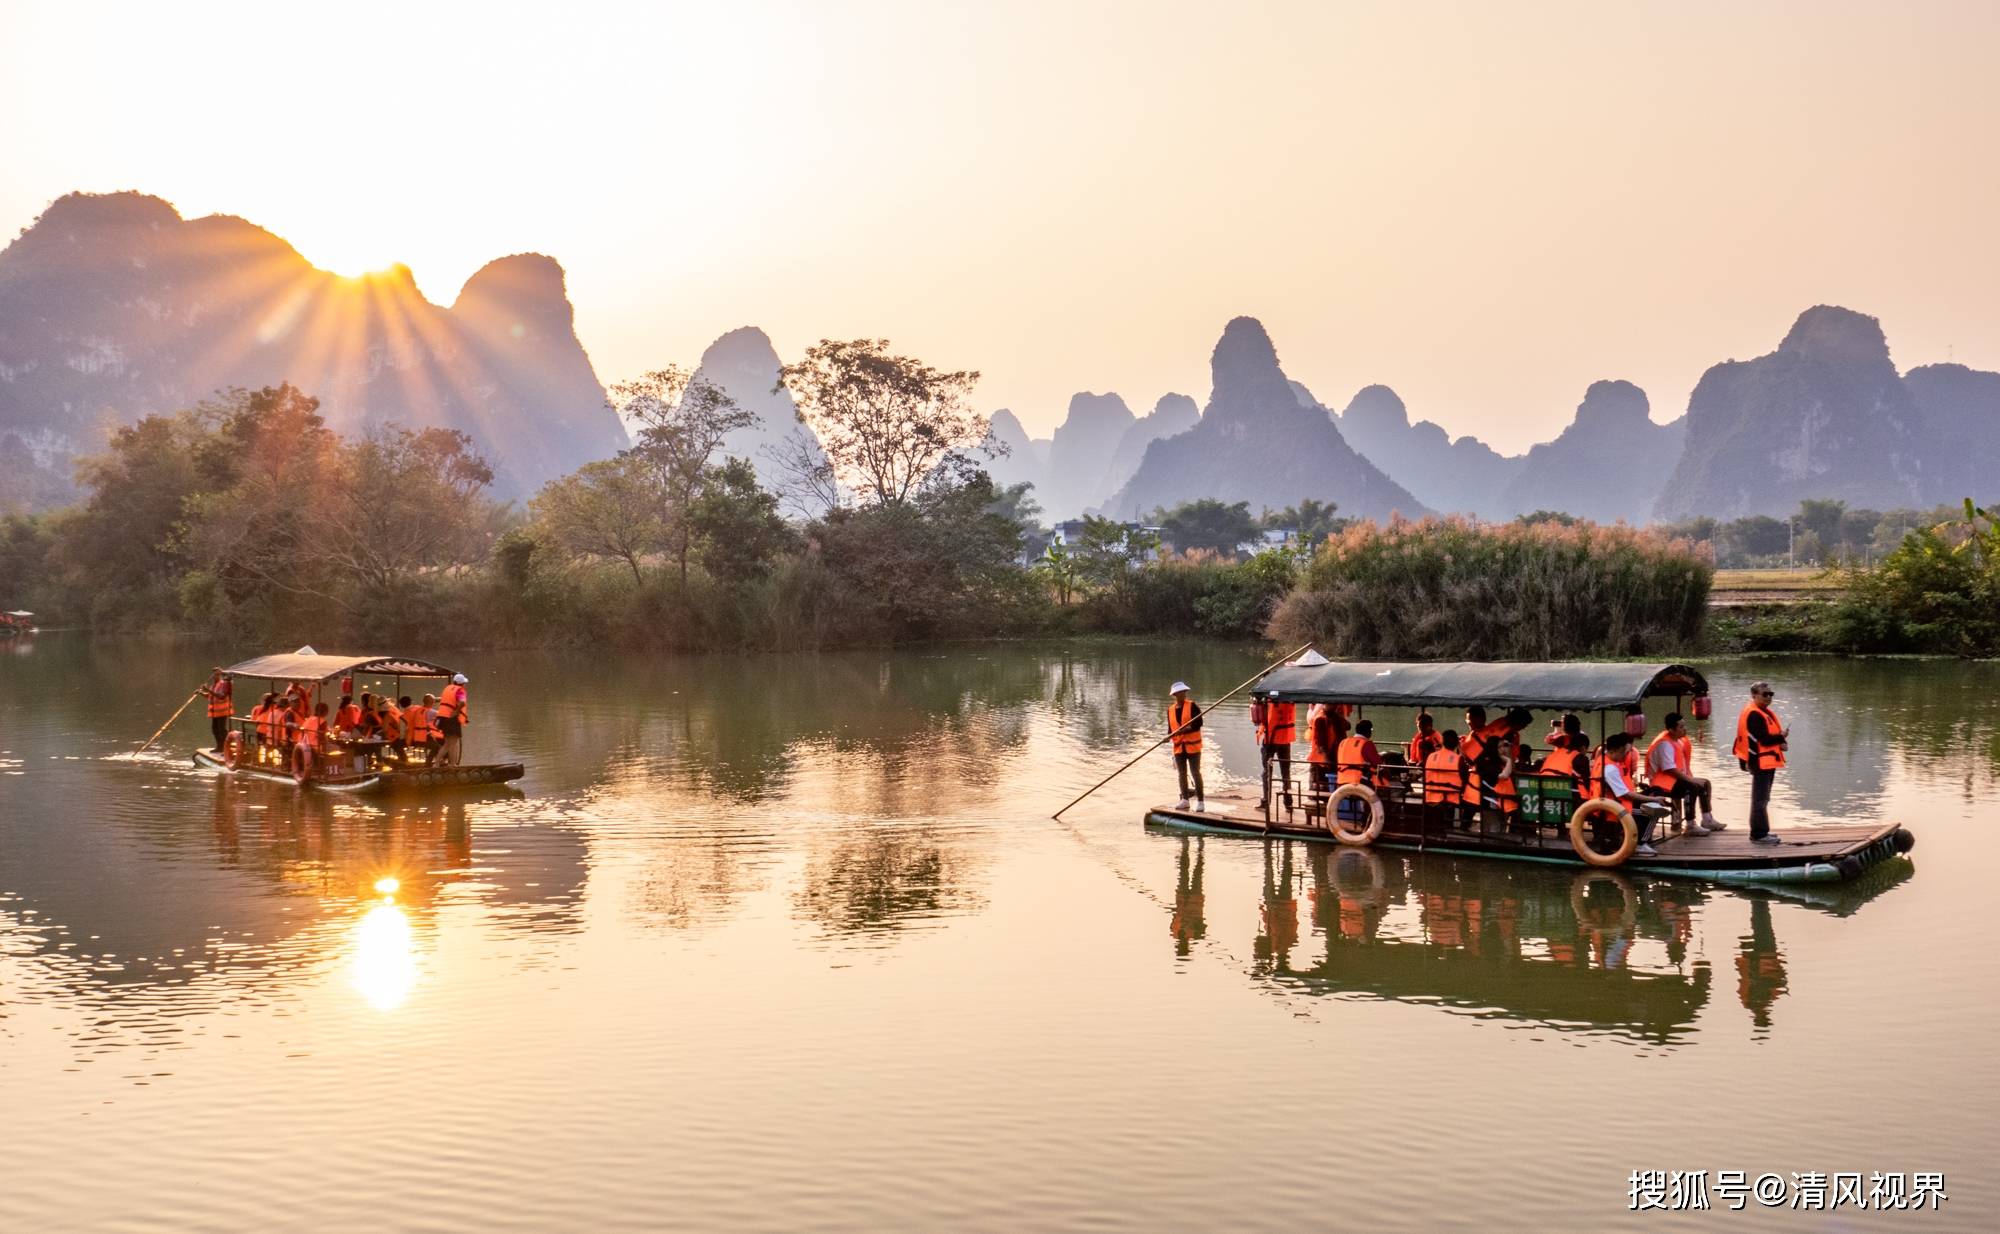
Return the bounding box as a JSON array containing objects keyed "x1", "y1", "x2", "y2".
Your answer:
[{"x1": 4, "y1": 0, "x2": 1998, "y2": 452}]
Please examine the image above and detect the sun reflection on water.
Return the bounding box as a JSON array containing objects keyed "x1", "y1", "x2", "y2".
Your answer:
[{"x1": 351, "y1": 896, "x2": 416, "y2": 1011}]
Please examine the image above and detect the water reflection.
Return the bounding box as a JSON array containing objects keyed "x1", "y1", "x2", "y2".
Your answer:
[
  {"x1": 1147, "y1": 827, "x2": 1910, "y2": 1045},
  {"x1": 351, "y1": 898, "x2": 417, "y2": 1011}
]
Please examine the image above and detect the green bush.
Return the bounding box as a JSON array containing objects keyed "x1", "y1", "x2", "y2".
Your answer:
[{"x1": 1821, "y1": 508, "x2": 2000, "y2": 654}]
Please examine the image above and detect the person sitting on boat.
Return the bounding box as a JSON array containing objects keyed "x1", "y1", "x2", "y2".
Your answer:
[
  {"x1": 1647, "y1": 712, "x2": 1721, "y2": 834},
  {"x1": 250, "y1": 692, "x2": 278, "y2": 765},
  {"x1": 406, "y1": 695, "x2": 438, "y2": 764},
  {"x1": 1592, "y1": 732, "x2": 1669, "y2": 857},
  {"x1": 1408, "y1": 711, "x2": 1441, "y2": 769},
  {"x1": 378, "y1": 696, "x2": 406, "y2": 760},
  {"x1": 200, "y1": 668, "x2": 233, "y2": 753},
  {"x1": 1536, "y1": 734, "x2": 1589, "y2": 801},
  {"x1": 1168, "y1": 681, "x2": 1204, "y2": 811},
  {"x1": 1336, "y1": 719, "x2": 1383, "y2": 787},
  {"x1": 1423, "y1": 729, "x2": 1466, "y2": 826},
  {"x1": 334, "y1": 692, "x2": 365, "y2": 737},
  {"x1": 293, "y1": 701, "x2": 330, "y2": 780}
]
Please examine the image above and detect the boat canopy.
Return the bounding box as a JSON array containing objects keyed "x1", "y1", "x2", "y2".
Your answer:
[
  {"x1": 1252, "y1": 661, "x2": 1708, "y2": 711},
  {"x1": 221, "y1": 653, "x2": 456, "y2": 682}
]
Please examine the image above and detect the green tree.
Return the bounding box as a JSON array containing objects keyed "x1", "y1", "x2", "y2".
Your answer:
[
  {"x1": 1159, "y1": 499, "x2": 1258, "y2": 555},
  {"x1": 690, "y1": 457, "x2": 797, "y2": 585},
  {"x1": 1797, "y1": 499, "x2": 1847, "y2": 556},
  {"x1": 1072, "y1": 515, "x2": 1158, "y2": 591},
  {"x1": 1034, "y1": 539, "x2": 1080, "y2": 605},
  {"x1": 611, "y1": 367, "x2": 756, "y2": 585},
  {"x1": 1261, "y1": 499, "x2": 1342, "y2": 548},
  {"x1": 778, "y1": 338, "x2": 989, "y2": 508},
  {"x1": 531, "y1": 455, "x2": 665, "y2": 584}
]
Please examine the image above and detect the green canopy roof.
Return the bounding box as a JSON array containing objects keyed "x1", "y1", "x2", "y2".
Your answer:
[
  {"x1": 222, "y1": 653, "x2": 456, "y2": 682},
  {"x1": 1252, "y1": 661, "x2": 1707, "y2": 711}
]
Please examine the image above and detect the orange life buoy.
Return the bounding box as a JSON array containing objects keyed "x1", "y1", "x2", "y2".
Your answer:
[
  {"x1": 222, "y1": 730, "x2": 245, "y2": 770},
  {"x1": 1569, "y1": 799, "x2": 1637, "y2": 867},
  {"x1": 1328, "y1": 783, "x2": 1385, "y2": 846}
]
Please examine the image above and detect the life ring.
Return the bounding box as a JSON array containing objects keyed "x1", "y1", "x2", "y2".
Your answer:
[
  {"x1": 222, "y1": 730, "x2": 245, "y2": 770},
  {"x1": 1569, "y1": 869, "x2": 1638, "y2": 933},
  {"x1": 1569, "y1": 799, "x2": 1637, "y2": 867},
  {"x1": 1327, "y1": 783, "x2": 1385, "y2": 846}
]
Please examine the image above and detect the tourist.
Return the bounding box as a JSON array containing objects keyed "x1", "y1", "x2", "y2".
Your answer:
[
  {"x1": 1423, "y1": 729, "x2": 1465, "y2": 826},
  {"x1": 437, "y1": 673, "x2": 470, "y2": 767},
  {"x1": 1732, "y1": 681, "x2": 1788, "y2": 845},
  {"x1": 1408, "y1": 711, "x2": 1442, "y2": 768},
  {"x1": 294, "y1": 701, "x2": 329, "y2": 780},
  {"x1": 1336, "y1": 718, "x2": 1383, "y2": 787},
  {"x1": 1254, "y1": 690, "x2": 1296, "y2": 808},
  {"x1": 200, "y1": 668, "x2": 233, "y2": 752},
  {"x1": 1168, "y1": 681, "x2": 1204, "y2": 811},
  {"x1": 1592, "y1": 732, "x2": 1670, "y2": 856},
  {"x1": 1306, "y1": 702, "x2": 1338, "y2": 795},
  {"x1": 1646, "y1": 712, "x2": 1721, "y2": 833}
]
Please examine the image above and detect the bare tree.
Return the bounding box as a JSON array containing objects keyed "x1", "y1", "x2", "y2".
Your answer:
[
  {"x1": 776, "y1": 339, "x2": 991, "y2": 509},
  {"x1": 609, "y1": 367, "x2": 755, "y2": 585}
]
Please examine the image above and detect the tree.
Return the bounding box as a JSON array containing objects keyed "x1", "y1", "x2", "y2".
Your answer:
[
  {"x1": 1034, "y1": 539, "x2": 1080, "y2": 606},
  {"x1": 777, "y1": 338, "x2": 989, "y2": 508},
  {"x1": 1159, "y1": 499, "x2": 1258, "y2": 555},
  {"x1": 530, "y1": 454, "x2": 665, "y2": 584},
  {"x1": 1797, "y1": 499, "x2": 1847, "y2": 556},
  {"x1": 1072, "y1": 515, "x2": 1158, "y2": 591},
  {"x1": 1261, "y1": 498, "x2": 1342, "y2": 548},
  {"x1": 689, "y1": 457, "x2": 796, "y2": 584},
  {"x1": 611, "y1": 367, "x2": 755, "y2": 585}
]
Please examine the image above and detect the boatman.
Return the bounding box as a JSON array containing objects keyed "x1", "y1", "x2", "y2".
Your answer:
[
  {"x1": 200, "y1": 668, "x2": 233, "y2": 753},
  {"x1": 1254, "y1": 689, "x2": 1296, "y2": 809},
  {"x1": 1168, "y1": 681, "x2": 1204, "y2": 812},
  {"x1": 1732, "y1": 681, "x2": 1788, "y2": 846}
]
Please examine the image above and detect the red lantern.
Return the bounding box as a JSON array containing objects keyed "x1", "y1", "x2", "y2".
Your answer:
[
  {"x1": 1623, "y1": 709, "x2": 1647, "y2": 737},
  {"x1": 1691, "y1": 695, "x2": 1713, "y2": 720}
]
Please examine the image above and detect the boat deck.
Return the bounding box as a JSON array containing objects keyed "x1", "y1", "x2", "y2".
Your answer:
[{"x1": 1148, "y1": 793, "x2": 1909, "y2": 884}]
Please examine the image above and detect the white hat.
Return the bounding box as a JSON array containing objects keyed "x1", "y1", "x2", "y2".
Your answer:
[
  {"x1": 452, "y1": 673, "x2": 469, "y2": 684},
  {"x1": 1169, "y1": 680, "x2": 1190, "y2": 695}
]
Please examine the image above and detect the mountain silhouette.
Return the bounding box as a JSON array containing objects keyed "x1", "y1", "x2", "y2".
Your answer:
[
  {"x1": 1041, "y1": 391, "x2": 1136, "y2": 518},
  {"x1": 1655, "y1": 307, "x2": 1925, "y2": 520},
  {"x1": 1336, "y1": 384, "x2": 1521, "y2": 519},
  {"x1": 1101, "y1": 317, "x2": 1426, "y2": 521},
  {"x1": 686, "y1": 325, "x2": 824, "y2": 491},
  {"x1": 1498, "y1": 380, "x2": 1684, "y2": 523},
  {"x1": 0, "y1": 191, "x2": 627, "y2": 506}
]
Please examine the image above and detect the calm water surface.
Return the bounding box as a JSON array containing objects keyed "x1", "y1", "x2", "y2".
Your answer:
[{"x1": 2, "y1": 636, "x2": 1994, "y2": 1232}]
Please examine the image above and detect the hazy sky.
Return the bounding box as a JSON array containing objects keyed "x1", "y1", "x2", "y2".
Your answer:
[{"x1": 4, "y1": 1, "x2": 1997, "y2": 451}]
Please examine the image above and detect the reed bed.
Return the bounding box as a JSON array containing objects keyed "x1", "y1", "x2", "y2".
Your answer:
[{"x1": 1267, "y1": 517, "x2": 1712, "y2": 660}]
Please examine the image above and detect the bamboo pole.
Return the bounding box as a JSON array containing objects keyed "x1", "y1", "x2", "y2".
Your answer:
[
  {"x1": 137, "y1": 689, "x2": 204, "y2": 754},
  {"x1": 1050, "y1": 642, "x2": 1315, "y2": 821}
]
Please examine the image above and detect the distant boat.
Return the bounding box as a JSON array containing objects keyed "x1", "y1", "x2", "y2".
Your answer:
[{"x1": 190, "y1": 650, "x2": 524, "y2": 794}]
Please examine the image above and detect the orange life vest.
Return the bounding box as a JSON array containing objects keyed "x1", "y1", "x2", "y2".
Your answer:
[
  {"x1": 1307, "y1": 712, "x2": 1337, "y2": 766},
  {"x1": 1590, "y1": 749, "x2": 1632, "y2": 804},
  {"x1": 1537, "y1": 747, "x2": 1586, "y2": 795},
  {"x1": 336, "y1": 703, "x2": 362, "y2": 733},
  {"x1": 1262, "y1": 700, "x2": 1296, "y2": 746},
  {"x1": 298, "y1": 715, "x2": 327, "y2": 752},
  {"x1": 1169, "y1": 699, "x2": 1203, "y2": 755},
  {"x1": 1336, "y1": 735, "x2": 1377, "y2": 786},
  {"x1": 406, "y1": 705, "x2": 434, "y2": 742},
  {"x1": 1409, "y1": 728, "x2": 1442, "y2": 768},
  {"x1": 251, "y1": 704, "x2": 278, "y2": 744},
  {"x1": 1646, "y1": 732, "x2": 1694, "y2": 792},
  {"x1": 1493, "y1": 738, "x2": 1522, "y2": 812},
  {"x1": 440, "y1": 683, "x2": 469, "y2": 725},
  {"x1": 206, "y1": 679, "x2": 233, "y2": 717},
  {"x1": 377, "y1": 707, "x2": 404, "y2": 741},
  {"x1": 1423, "y1": 748, "x2": 1463, "y2": 804},
  {"x1": 1732, "y1": 703, "x2": 1786, "y2": 771}
]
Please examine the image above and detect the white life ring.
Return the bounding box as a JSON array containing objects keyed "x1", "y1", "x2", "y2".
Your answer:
[
  {"x1": 1327, "y1": 783, "x2": 1385, "y2": 846},
  {"x1": 1569, "y1": 799, "x2": 1637, "y2": 867}
]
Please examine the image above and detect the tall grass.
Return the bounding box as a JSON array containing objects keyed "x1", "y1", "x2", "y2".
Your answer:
[{"x1": 1267, "y1": 517, "x2": 1712, "y2": 660}]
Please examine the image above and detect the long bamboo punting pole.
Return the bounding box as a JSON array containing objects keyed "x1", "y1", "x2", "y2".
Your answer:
[
  {"x1": 137, "y1": 689, "x2": 204, "y2": 754},
  {"x1": 1050, "y1": 642, "x2": 1314, "y2": 821}
]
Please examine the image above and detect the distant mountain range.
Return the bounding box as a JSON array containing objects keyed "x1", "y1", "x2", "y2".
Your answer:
[
  {"x1": 5, "y1": 191, "x2": 1996, "y2": 524},
  {"x1": 0, "y1": 191, "x2": 627, "y2": 507}
]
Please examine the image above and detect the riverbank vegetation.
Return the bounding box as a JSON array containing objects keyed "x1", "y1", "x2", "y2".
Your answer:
[{"x1": 5, "y1": 346, "x2": 1990, "y2": 659}]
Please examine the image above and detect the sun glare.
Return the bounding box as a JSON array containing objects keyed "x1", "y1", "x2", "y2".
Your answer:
[{"x1": 351, "y1": 901, "x2": 417, "y2": 1012}]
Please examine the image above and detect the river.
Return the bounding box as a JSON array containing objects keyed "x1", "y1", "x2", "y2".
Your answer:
[{"x1": 1, "y1": 635, "x2": 1992, "y2": 1231}]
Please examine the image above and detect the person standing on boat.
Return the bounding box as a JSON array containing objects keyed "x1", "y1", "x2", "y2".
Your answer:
[
  {"x1": 1254, "y1": 690, "x2": 1297, "y2": 810},
  {"x1": 1732, "y1": 681, "x2": 1788, "y2": 845},
  {"x1": 1168, "y1": 681, "x2": 1204, "y2": 811},
  {"x1": 437, "y1": 673, "x2": 470, "y2": 767},
  {"x1": 200, "y1": 668, "x2": 233, "y2": 753},
  {"x1": 1423, "y1": 730, "x2": 1466, "y2": 825},
  {"x1": 1306, "y1": 703, "x2": 1339, "y2": 795}
]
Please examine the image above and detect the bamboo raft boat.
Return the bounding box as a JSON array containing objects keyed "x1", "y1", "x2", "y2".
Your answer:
[
  {"x1": 190, "y1": 651, "x2": 524, "y2": 795},
  {"x1": 1148, "y1": 660, "x2": 1915, "y2": 885}
]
